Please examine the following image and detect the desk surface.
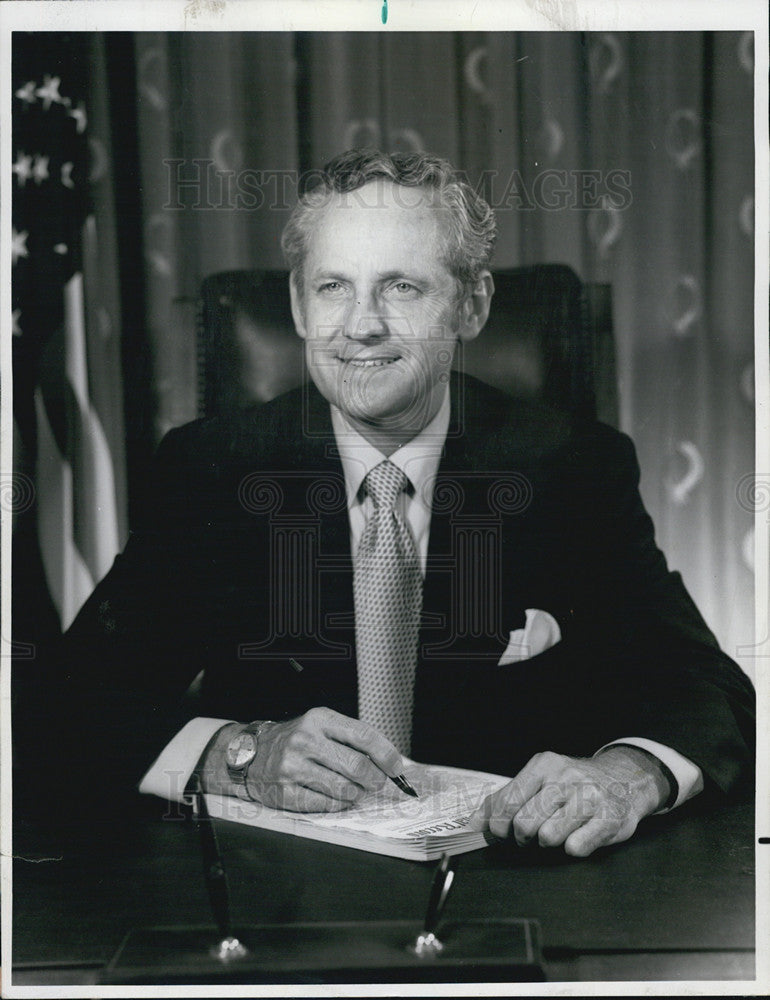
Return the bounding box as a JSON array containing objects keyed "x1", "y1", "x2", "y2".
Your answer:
[{"x1": 11, "y1": 793, "x2": 756, "y2": 986}]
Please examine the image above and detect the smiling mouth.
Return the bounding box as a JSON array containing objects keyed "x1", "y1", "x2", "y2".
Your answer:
[{"x1": 339, "y1": 356, "x2": 401, "y2": 368}]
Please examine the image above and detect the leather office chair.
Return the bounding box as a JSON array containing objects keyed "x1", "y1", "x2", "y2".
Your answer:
[{"x1": 197, "y1": 264, "x2": 617, "y2": 427}]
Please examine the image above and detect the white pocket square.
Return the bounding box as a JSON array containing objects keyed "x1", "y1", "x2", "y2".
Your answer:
[{"x1": 497, "y1": 608, "x2": 562, "y2": 665}]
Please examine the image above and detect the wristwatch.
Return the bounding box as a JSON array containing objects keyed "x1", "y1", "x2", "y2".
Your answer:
[{"x1": 225, "y1": 721, "x2": 274, "y2": 801}]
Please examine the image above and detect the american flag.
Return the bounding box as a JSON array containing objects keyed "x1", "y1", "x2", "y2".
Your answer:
[{"x1": 13, "y1": 33, "x2": 125, "y2": 633}]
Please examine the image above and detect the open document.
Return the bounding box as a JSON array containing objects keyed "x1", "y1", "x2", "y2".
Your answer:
[{"x1": 205, "y1": 761, "x2": 511, "y2": 861}]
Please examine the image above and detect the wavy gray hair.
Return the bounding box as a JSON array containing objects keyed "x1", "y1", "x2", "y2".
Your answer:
[{"x1": 281, "y1": 148, "x2": 497, "y2": 295}]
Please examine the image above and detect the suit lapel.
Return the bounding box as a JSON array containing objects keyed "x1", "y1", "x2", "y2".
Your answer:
[
  {"x1": 412, "y1": 375, "x2": 537, "y2": 755},
  {"x1": 419, "y1": 373, "x2": 528, "y2": 656},
  {"x1": 263, "y1": 387, "x2": 358, "y2": 713}
]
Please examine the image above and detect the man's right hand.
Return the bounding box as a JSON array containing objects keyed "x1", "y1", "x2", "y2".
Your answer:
[{"x1": 243, "y1": 707, "x2": 404, "y2": 812}]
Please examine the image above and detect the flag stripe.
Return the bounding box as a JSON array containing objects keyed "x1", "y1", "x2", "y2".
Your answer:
[
  {"x1": 34, "y1": 391, "x2": 96, "y2": 631},
  {"x1": 63, "y1": 272, "x2": 89, "y2": 406},
  {"x1": 36, "y1": 270, "x2": 120, "y2": 605},
  {"x1": 63, "y1": 271, "x2": 121, "y2": 580}
]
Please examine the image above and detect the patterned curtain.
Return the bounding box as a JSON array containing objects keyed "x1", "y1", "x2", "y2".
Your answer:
[{"x1": 102, "y1": 31, "x2": 758, "y2": 676}]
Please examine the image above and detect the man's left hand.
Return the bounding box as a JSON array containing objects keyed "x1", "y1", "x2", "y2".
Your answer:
[{"x1": 467, "y1": 746, "x2": 670, "y2": 857}]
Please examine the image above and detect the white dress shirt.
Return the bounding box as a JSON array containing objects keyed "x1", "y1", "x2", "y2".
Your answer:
[{"x1": 139, "y1": 388, "x2": 703, "y2": 811}]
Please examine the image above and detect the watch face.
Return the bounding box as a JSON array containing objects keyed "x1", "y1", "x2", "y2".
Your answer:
[{"x1": 226, "y1": 731, "x2": 257, "y2": 770}]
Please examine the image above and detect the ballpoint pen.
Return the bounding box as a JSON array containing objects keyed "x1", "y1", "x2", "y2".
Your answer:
[
  {"x1": 288, "y1": 657, "x2": 419, "y2": 798},
  {"x1": 413, "y1": 852, "x2": 455, "y2": 955},
  {"x1": 184, "y1": 772, "x2": 248, "y2": 963}
]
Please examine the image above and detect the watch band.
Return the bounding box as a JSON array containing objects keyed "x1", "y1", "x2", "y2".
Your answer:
[{"x1": 227, "y1": 720, "x2": 274, "y2": 801}]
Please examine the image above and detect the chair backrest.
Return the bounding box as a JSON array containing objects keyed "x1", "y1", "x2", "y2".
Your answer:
[{"x1": 197, "y1": 264, "x2": 617, "y2": 426}]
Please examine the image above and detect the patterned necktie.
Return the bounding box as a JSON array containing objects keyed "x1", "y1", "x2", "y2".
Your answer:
[{"x1": 354, "y1": 460, "x2": 423, "y2": 755}]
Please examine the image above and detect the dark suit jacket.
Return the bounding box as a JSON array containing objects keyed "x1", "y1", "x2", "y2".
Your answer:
[{"x1": 47, "y1": 373, "x2": 754, "y2": 803}]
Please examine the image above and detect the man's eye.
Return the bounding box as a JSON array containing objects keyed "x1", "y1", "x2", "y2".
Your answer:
[
  {"x1": 318, "y1": 281, "x2": 343, "y2": 294},
  {"x1": 391, "y1": 281, "x2": 417, "y2": 295}
]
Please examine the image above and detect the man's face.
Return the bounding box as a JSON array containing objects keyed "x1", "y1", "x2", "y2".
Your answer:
[{"x1": 290, "y1": 179, "x2": 489, "y2": 445}]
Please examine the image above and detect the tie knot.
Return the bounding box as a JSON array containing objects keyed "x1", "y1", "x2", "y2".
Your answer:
[{"x1": 363, "y1": 460, "x2": 409, "y2": 510}]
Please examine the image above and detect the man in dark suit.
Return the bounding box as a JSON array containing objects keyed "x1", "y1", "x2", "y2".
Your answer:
[{"x1": 53, "y1": 149, "x2": 754, "y2": 857}]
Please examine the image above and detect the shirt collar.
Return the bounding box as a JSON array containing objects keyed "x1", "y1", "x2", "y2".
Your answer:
[{"x1": 330, "y1": 388, "x2": 451, "y2": 510}]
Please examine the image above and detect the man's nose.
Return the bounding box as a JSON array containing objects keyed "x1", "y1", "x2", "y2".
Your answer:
[{"x1": 343, "y1": 292, "x2": 388, "y2": 340}]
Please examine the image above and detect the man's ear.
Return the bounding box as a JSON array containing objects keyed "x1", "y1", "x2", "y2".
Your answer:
[
  {"x1": 457, "y1": 270, "x2": 494, "y2": 343},
  {"x1": 289, "y1": 272, "x2": 308, "y2": 340}
]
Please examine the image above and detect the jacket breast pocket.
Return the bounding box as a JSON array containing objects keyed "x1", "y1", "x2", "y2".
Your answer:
[{"x1": 497, "y1": 608, "x2": 562, "y2": 665}]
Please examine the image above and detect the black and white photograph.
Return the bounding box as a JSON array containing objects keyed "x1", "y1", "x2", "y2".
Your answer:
[{"x1": 2, "y1": 0, "x2": 767, "y2": 993}]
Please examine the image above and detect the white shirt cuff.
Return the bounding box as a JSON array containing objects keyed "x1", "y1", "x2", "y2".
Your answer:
[
  {"x1": 137, "y1": 717, "x2": 235, "y2": 802},
  {"x1": 595, "y1": 736, "x2": 704, "y2": 813}
]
